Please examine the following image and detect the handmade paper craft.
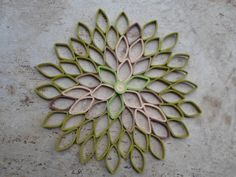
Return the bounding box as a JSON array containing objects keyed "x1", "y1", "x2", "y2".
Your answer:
[{"x1": 35, "y1": 9, "x2": 201, "y2": 174}]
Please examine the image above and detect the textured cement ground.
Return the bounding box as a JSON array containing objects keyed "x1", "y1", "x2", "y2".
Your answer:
[{"x1": 0, "y1": 0, "x2": 236, "y2": 177}]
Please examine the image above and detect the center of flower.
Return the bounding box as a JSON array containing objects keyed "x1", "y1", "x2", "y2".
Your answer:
[{"x1": 114, "y1": 81, "x2": 126, "y2": 94}]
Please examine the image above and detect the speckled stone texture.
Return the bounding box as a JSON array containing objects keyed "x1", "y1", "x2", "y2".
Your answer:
[{"x1": 0, "y1": 0, "x2": 236, "y2": 176}]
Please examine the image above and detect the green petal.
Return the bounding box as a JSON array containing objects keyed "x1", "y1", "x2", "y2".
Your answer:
[
  {"x1": 141, "y1": 20, "x2": 158, "y2": 41},
  {"x1": 107, "y1": 94, "x2": 125, "y2": 119},
  {"x1": 92, "y1": 28, "x2": 106, "y2": 51},
  {"x1": 85, "y1": 101, "x2": 107, "y2": 120},
  {"x1": 98, "y1": 66, "x2": 116, "y2": 85},
  {"x1": 130, "y1": 145, "x2": 145, "y2": 173},
  {"x1": 54, "y1": 43, "x2": 75, "y2": 60},
  {"x1": 133, "y1": 127, "x2": 148, "y2": 152},
  {"x1": 160, "y1": 32, "x2": 178, "y2": 52},
  {"x1": 95, "y1": 132, "x2": 110, "y2": 160},
  {"x1": 42, "y1": 111, "x2": 67, "y2": 128},
  {"x1": 151, "y1": 51, "x2": 171, "y2": 66},
  {"x1": 77, "y1": 22, "x2": 92, "y2": 44},
  {"x1": 159, "y1": 89, "x2": 184, "y2": 103},
  {"x1": 133, "y1": 57, "x2": 151, "y2": 75},
  {"x1": 76, "y1": 120, "x2": 94, "y2": 144},
  {"x1": 144, "y1": 66, "x2": 169, "y2": 79},
  {"x1": 108, "y1": 118, "x2": 122, "y2": 144},
  {"x1": 94, "y1": 113, "x2": 110, "y2": 137},
  {"x1": 171, "y1": 80, "x2": 197, "y2": 95},
  {"x1": 167, "y1": 119, "x2": 189, "y2": 138},
  {"x1": 160, "y1": 103, "x2": 184, "y2": 120},
  {"x1": 55, "y1": 129, "x2": 76, "y2": 151},
  {"x1": 149, "y1": 134, "x2": 165, "y2": 160},
  {"x1": 59, "y1": 60, "x2": 82, "y2": 77},
  {"x1": 115, "y1": 12, "x2": 129, "y2": 35},
  {"x1": 118, "y1": 130, "x2": 133, "y2": 159},
  {"x1": 167, "y1": 53, "x2": 189, "y2": 69},
  {"x1": 61, "y1": 114, "x2": 85, "y2": 131},
  {"x1": 163, "y1": 69, "x2": 188, "y2": 83},
  {"x1": 144, "y1": 37, "x2": 160, "y2": 56},
  {"x1": 177, "y1": 100, "x2": 202, "y2": 118},
  {"x1": 105, "y1": 145, "x2": 120, "y2": 174},
  {"x1": 96, "y1": 9, "x2": 110, "y2": 34},
  {"x1": 79, "y1": 135, "x2": 96, "y2": 164},
  {"x1": 69, "y1": 38, "x2": 88, "y2": 57},
  {"x1": 76, "y1": 73, "x2": 101, "y2": 88},
  {"x1": 51, "y1": 74, "x2": 77, "y2": 90},
  {"x1": 104, "y1": 47, "x2": 118, "y2": 70},
  {"x1": 36, "y1": 63, "x2": 63, "y2": 78},
  {"x1": 76, "y1": 57, "x2": 97, "y2": 73},
  {"x1": 88, "y1": 45, "x2": 105, "y2": 65},
  {"x1": 35, "y1": 83, "x2": 61, "y2": 100},
  {"x1": 125, "y1": 23, "x2": 141, "y2": 45},
  {"x1": 127, "y1": 75, "x2": 150, "y2": 91},
  {"x1": 106, "y1": 26, "x2": 119, "y2": 50}
]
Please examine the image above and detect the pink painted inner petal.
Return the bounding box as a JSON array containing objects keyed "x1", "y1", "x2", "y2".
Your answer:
[
  {"x1": 117, "y1": 59, "x2": 133, "y2": 81},
  {"x1": 128, "y1": 38, "x2": 144, "y2": 63},
  {"x1": 62, "y1": 86, "x2": 91, "y2": 99},
  {"x1": 69, "y1": 96, "x2": 94, "y2": 115},
  {"x1": 92, "y1": 84, "x2": 115, "y2": 101},
  {"x1": 143, "y1": 103, "x2": 167, "y2": 122},
  {"x1": 134, "y1": 109, "x2": 151, "y2": 134},
  {"x1": 123, "y1": 91, "x2": 143, "y2": 109}
]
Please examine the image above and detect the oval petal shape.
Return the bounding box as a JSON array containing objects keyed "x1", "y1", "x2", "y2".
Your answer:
[
  {"x1": 69, "y1": 38, "x2": 88, "y2": 57},
  {"x1": 127, "y1": 75, "x2": 150, "y2": 91},
  {"x1": 92, "y1": 84, "x2": 115, "y2": 101},
  {"x1": 36, "y1": 63, "x2": 63, "y2": 78},
  {"x1": 55, "y1": 43, "x2": 75, "y2": 60},
  {"x1": 108, "y1": 119, "x2": 122, "y2": 144},
  {"x1": 134, "y1": 109, "x2": 151, "y2": 134},
  {"x1": 106, "y1": 26, "x2": 119, "y2": 50},
  {"x1": 59, "y1": 60, "x2": 82, "y2": 76},
  {"x1": 77, "y1": 22, "x2": 92, "y2": 44},
  {"x1": 35, "y1": 83, "x2": 61, "y2": 100},
  {"x1": 85, "y1": 101, "x2": 106, "y2": 119},
  {"x1": 177, "y1": 100, "x2": 202, "y2": 118},
  {"x1": 167, "y1": 119, "x2": 189, "y2": 138},
  {"x1": 69, "y1": 96, "x2": 94, "y2": 115},
  {"x1": 94, "y1": 114, "x2": 109, "y2": 137},
  {"x1": 77, "y1": 57, "x2": 97, "y2": 73},
  {"x1": 115, "y1": 36, "x2": 129, "y2": 62},
  {"x1": 79, "y1": 135, "x2": 95, "y2": 164},
  {"x1": 143, "y1": 103, "x2": 167, "y2": 122},
  {"x1": 130, "y1": 146, "x2": 145, "y2": 173},
  {"x1": 42, "y1": 111, "x2": 67, "y2": 128},
  {"x1": 118, "y1": 131, "x2": 133, "y2": 159},
  {"x1": 115, "y1": 12, "x2": 129, "y2": 35},
  {"x1": 160, "y1": 32, "x2": 178, "y2": 52},
  {"x1": 96, "y1": 9, "x2": 110, "y2": 33},
  {"x1": 121, "y1": 107, "x2": 134, "y2": 132},
  {"x1": 144, "y1": 37, "x2": 160, "y2": 56},
  {"x1": 50, "y1": 96, "x2": 75, "y2": 111},
  {"x1": 140, "y1": 90, "x2": 163, "y2": 105},
  {"x1": 61, "y1": 114, "x2": 85, "y2": 131},
  {"x1": 98, "y1": 66, "x2": 117, "y2": 85},
  {"x1": 142, "y1": 20, "x2": 158, "y2": 41},
  {"x1": 52, "y1": 75, "x2": 77, "y2": 90},
  {"x1": 56, "y1": 129, "x2": 76, "y2": 152},
  {"x1": 128, "y1": 39, "x2": 144, "y2": 63},
  {"x1": 133, "y1": 57, "x2": 150, "y2": 75},
  {"x1": 125, "y1": 23, "x2": 141, "y2": 45},
  {"x1": 117, "y1": 59, "x2": 133, "y2": 81},
  {"x1": 123, "y1": 91, "x2": 143, "y2": 109},
  {"x1": 76, "y1": 73, "x2": 101, "y2": 88},
  {"x1": 151, "y1": 121, "x2": 169, "y2": 139},
  {"x1": 105, "y1": 146, "x2": 120, "y2": 174},
  {"x1": 62, "y1": 86, "x2": 91, "y2": 99},
  {"x1": 104, "y1": 47, "x2": 118, "y2": 70},
  {"x1": 149, "y1": 134, "x2": 165, "y2": 160},
  {"x1": 96, "y1": 133, "x2": 110, "y2": 160},
  {"x1": 88, "y1": 45, "x2": 105, "y2": 65},
  {"x1": 108, "y1": 94, "x2": 124, "y2": 119},
  {"x1": 92, "y1": 28, "x2": 106, "y2": 51}
]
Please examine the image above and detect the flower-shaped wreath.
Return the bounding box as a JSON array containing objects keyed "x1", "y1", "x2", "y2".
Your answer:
[{"x1": 35, "y1": 9, "x2": 202, "y2": 174}]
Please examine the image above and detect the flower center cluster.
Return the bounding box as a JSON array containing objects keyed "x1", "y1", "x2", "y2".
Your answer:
[{"x1": 114, "y1": 81, "x2": 126, "y2": 94}]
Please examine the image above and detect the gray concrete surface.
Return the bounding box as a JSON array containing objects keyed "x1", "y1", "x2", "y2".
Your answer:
[{"x1": 0, "y1": 0, "x2": 236, "y2": 176}]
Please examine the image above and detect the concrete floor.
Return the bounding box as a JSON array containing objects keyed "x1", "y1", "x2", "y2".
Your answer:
[{"x1": 0, "y1": 0, "x2": 236, "y2": 176}]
